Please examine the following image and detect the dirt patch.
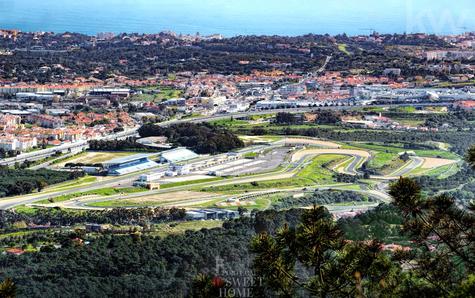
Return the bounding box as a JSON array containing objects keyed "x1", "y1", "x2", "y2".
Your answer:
[
  {"x1": 126, "y1": 191, "x2": 219, "y2": 204},
  {"x1": 421, "y1": 158, "x2": 458, "y2": 169},
  {"x1": 216, "y1": 201, "x2": 256, "y2": 207},
  {"x1": 55, "y1": 151, "x2": 137, "y2": 167}
]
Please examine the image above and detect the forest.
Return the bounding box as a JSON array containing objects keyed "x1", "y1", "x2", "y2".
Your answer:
[
  {"x1": 88, "y1": 137, "x2": 155, "y2": 152},
  {"x1": 138, "y1": 123, "x2": 244, "y2": 154},
  {"x1": 273, "y1": 190, "x2": 373, "y2": 210},
  {"x1": 0, "y1": 207, "x2": 187, "y2": 230},
  {"x1": 0, "y1": 32, "x2": 459, "y2": 84},
  {"x1": 0, "y1": 210, "x2": 301, "y2": 297},
  {"x1": 0, "y1": 168, "x2": 84, "y2": 198},
  {"x1": 338, "y1": 204, "x2": 405, "y2": 242},
  {"x1": 1, "y1": 193, "x2": 473, "y2": 297}
]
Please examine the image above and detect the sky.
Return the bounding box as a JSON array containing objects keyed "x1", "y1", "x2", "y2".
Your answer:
[{"x1": 0, "y1": 0, "x2": 474, "y2": 36}]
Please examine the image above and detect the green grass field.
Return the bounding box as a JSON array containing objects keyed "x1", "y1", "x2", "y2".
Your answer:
[
  {"x1": 202, "y1": 155, "x2": 346, "y2": 193},
  {"x1": 151, "y1": 220, "x2": 223, "y2": 238},
  {"x1": 45, "y1": 176, "x2": 98, "y2": 192},
  {"x1": 338, "y1": 43, "x2": 351, "y2": 55},
  {"x1": 342, "y1": 142, "x2": 459, "y2": 173},
  {"x1": 296, "y1": 155, "x2": 346, "y2": 181},
  {"x1": 410, "y1": 162, "x2": 460, "y2": 179},
  {"x1": 13, "y1": 205, "x2": 39, "y2": 215},
  {"x1": 131, "y1": 86, "x2": 183, "y2": 102},
  {"x1": 36, "y1": 187, "x2": 148, "y2": 204}
]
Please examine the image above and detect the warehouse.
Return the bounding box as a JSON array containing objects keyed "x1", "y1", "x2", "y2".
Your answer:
[{"x1": 160, "y1": 147, "x2": 199, "y2": 163}]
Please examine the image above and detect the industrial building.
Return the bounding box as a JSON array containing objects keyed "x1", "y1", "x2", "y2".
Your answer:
[
  {"x1": 103, "y1": 154, "x2": 159, "y2": 176},
  {"x1": 160, "y1": 147, "x2": 199, "y2": 163},
  {"x1": 185, "y1": 209, "x2": 239, "y2": 220},
  {"x1": 88, "y1": 88, "x2": 131, "y2": 98}
]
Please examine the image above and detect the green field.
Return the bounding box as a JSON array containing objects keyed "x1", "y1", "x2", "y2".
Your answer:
[
  {"x1": 342, "y1": 142, "x2": 459, "y2": 173},
  {"x1": 297, "y1": 155, "x2": 346, "y2": 181},
  {"x1": 202, "y1": 155, "x2": 347, "y2": 193},
  {"x1": 36, "y1": 187, "x2": 148, "y2": 204},
  {"x1": 410, "y1": 162, "x2": 460, "y2": 179},
  {"x1": 161, "y1": 177, "x2": 224, "y2": 189},
  {"x1": 338, "y1": 43, "x2": 350, "y2": 55},
  {"x1": 151, "y1": 220, "x2": 223, "y2": 238},
  {"x1": 131, "y1": 86, "x2": 183, "y2": 102},
  {"x1": 45, "y1": 176, "x2": 98, "y2": 192}
]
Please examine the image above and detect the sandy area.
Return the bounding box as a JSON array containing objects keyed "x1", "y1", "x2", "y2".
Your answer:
[
  {"x1": 159, "y1": 175, "x2": 215, "y2": 183},
  {"x1": 284, "y1": 138, "x2": 341, "y2": 148},
  {"x1": 291, "y1": 149, "x2": 370, "y2": 162},
  {"x1": 420, "y1": 158, "x2": 458, "y2": 169}
]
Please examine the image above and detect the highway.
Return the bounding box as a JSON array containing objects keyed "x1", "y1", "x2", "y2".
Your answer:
[{"x1": 0, "y1": 127, "x2": 139, "y2": 167}]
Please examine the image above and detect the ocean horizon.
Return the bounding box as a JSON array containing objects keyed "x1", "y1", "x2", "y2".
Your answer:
[{"x1": 1, "y1": 0, "x2": 475, "y2": 37}]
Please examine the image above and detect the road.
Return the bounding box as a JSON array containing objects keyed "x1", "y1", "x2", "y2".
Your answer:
[
  {"x1": 1, "y1": 141, "x2": 445, "y2": 210},
  {"x1": 20, "y1": 146, "x2": 388, "y2": 210},
  {"x1": 389, "y1": 157, "x2": 424, "y2": 177},
  {"x1": 0, "y1": 143, "x2": 272, "y2": 209},
  {"x1": 342, "y1": 155, "x2": 366, "y2": 175},
  {"x1": 156, "y1": 102, "x2": 453, "y2": 127},
  {"x1": 0, "y1": 101, "x2": 452, "y2": 167},
  {"x1": 0, "y1": 127, "x2": 139, "y2": 167}
]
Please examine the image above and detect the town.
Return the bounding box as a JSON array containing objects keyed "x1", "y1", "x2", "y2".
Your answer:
[{"x1": 0, "y1": 27, "x2": 474, "y2": 297}]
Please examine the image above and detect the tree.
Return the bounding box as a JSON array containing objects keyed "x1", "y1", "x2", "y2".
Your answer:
[
  {"x1": 389, "y1": 173, "x2": 475, "y2": 295},
  {"x1": 36, "y1": 179, "x2": 48, "y2": 192},
  {"x1": 315, "y1": 110, "x2": 341, "y2": 125},
  {"x1": 0, "y1": 278, "x2": 17, "y2": 298},
  {"x1": 250, "y1": 206, "x2": 402, "y2": 297},
  {"x1": 237, "y1": 206, "x2": 248, "y2": 216},
  {"x1": 467, "y1": 145, "x2": 475, "y2": 168},
  {"x1": 275, "y1": 112, "x2": 301, "y2": 125},
  {"x1": 191, "y1": 273, "x2": 227, "y2": 298}
]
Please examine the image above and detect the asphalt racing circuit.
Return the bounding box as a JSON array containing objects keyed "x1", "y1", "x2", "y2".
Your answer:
[{"x1": 1, "y1": 137, "x2": 460, "y2": 212}]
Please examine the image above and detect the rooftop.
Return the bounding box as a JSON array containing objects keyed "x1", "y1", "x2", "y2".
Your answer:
[
  {"x1": 160, "y1": 147, "x2": 199, "y2": 163},
  {"x1": 104, "y1": 153, "x2": 155, "y2": 166}
]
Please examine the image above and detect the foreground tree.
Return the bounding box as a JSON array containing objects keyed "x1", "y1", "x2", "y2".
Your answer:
[
  {"x1": 251, "y1": 145, "x2": 475, "y2": 296},
  {"x1": 250, "y1": 206, "x2": 402, "y2": 297},
  {"x1": 387, "y1": 146, "x2": 475, "y2": 296},
  {"x1": 0, "y1": 278, "x2": 16, "y2": 298}
]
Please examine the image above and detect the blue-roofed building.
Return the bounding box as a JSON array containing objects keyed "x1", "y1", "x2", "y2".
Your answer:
[{"x1": 103, "y1": 154, "x2": 159, "y2": 176}]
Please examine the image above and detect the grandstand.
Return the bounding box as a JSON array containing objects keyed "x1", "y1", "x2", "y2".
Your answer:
[{"x1": 103, "y1": 154, "x2": 159, "y2": 176}]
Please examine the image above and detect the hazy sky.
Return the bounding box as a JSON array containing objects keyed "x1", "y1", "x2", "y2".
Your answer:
[{"x1": 0, "y1": 0, "x2": 474, "y2": 36}]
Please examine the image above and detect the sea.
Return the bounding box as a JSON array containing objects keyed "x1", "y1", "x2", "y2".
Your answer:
[{"x1": 0, "y1": 0, "x2": 474, "y2": 37}]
